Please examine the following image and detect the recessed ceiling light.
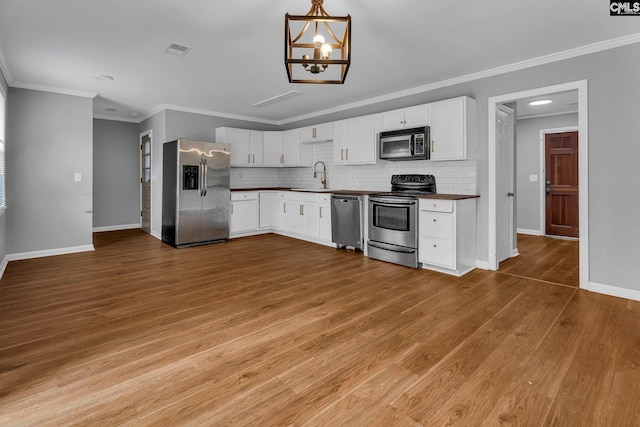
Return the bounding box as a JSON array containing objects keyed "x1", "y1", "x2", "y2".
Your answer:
[
  {"x1": 105, "y1": 108, "x2": 118, "y2": 112},
  {"x1": 94, "y1": 74, "x2": 114, "y2": 81},
  {"x1": 529, "y1": 99, "x2": 552, "y2": 106}
]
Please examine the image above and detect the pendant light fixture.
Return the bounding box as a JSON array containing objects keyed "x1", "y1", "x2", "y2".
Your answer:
[{"x1": 285, "y1": 0, "x2": 351, "y2": 84}]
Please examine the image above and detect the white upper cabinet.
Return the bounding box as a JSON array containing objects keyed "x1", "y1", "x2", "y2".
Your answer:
[
  {"x1": 299, "y1": 123, "x2": 332, "y2": 143},
  {"x1": 333, "y1": 116, "x2": 377, "y2": 165},
  {"x1": 262, "y1": 130, "x2": 312, "y2": 167},
  {"x1": 215, "y1": 127, "x2": 263, "y2": 167},
  {"x1": 380, "y1": 105, "x2": 429, "y2": 131},
  {"x1": 428, "y1": 96, "x2": 476, "y2": 161}
]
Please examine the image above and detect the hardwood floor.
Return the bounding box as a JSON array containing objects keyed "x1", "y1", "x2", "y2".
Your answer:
[
  {"x1": 1, "y1": 230, "x2": 638, "y2": 426},
  {"x1": 499, "y1": 234, "x2": 579, "y2": 287}
]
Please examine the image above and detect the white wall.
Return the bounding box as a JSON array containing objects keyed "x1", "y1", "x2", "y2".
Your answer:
[
  {"x1": 6, "y1": 88, "x2": 93, "y2": 256},
  {"x1": 0, "y1": 70, "x2": 7, "y2": 272}
]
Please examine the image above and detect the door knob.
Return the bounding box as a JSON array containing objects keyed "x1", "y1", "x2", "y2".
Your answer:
[
  {"x1": 546, "y1": 180, "x2": 551, "y2": 185},
  {"x1": 546, "y1": 188, "x2": 551, "y2": 193},
  {"x1": 507, "y1": 192, "x2": 515, "y2": 197}
]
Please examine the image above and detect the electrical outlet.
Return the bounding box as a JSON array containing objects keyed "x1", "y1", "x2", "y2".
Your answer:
[
  {"x1": 74, "y1": 172, "x2": 82, "y2": 182},
  {"x1": 529, "y1": 174, "x2": 538, "y2": 182}
]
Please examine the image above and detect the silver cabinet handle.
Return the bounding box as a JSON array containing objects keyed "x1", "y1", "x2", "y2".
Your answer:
[
  {"x1": 299, "y1": 205, "x2": 304, "y2": 215},
  {"x1": 202, "y1": 159, "x2": 208, "y2": 197},
  {"x1": 346, "y1": 148, "x2": 349, "y2": 160},
  {"x1": 230, "y1": 203, "x2": 234, "y2": 214},
  {"x1": 248, "y1": 154, "x2": 251, "y2": 164},
  {"x1": 341, "y1": 149, "x2": 344, "y2": 161},
  {"x1": 284, "y1": 202, "x2": 287, "y2": 213},
  {"x1": 320, "y1": 206, "x2": 323, "y2": 218},
  {"x1": 252, "y1": 154, "x2": 255, "y2": 164}
]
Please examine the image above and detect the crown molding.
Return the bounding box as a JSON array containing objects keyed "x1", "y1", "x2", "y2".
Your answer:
[
  {"x1": 93, "y1": 114, "x2": 141, "y2": 124},
  {"x1": 139, "y1": 104, "x2": 279, "y2": 125},
  {"x1": 0, "y1": 46, "x2": 12, "y2": 87},
  {"x1": 11, "y1": 81, "x2": 97, "y2": 98},
  {"x1": 279, "y1": 32, "x2": 640, "y2": 125}
]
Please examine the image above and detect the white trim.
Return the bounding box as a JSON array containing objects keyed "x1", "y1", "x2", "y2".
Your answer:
[
  {"x1": 0, "y1": 255, "x2": 8, "y2": 279},
  {"x1": 139, "y1": 104, "x2": 279, "y2": 125},
  {"x1": 538, "y1": 126, "x2": 579, "y2": 236},
  {"x1": 7, "y1": 245, "x2": 95, "y2": 261},
  {"x1": 140, "y1": 129, "x2": 153, "y2": 232},
  {"x1": 517, "y1": 110, "x2": 579, "y2": 121},
  {"x1": 589, "y1": 281, "x2": 640, "y2": 302},
  {"x1": 280, "y1": 33, "x2": 640, "y2": 125},
  {"x1": 475, "y1": 260, "x2": 490, "y2": 270},
  {"x1": 93, "y1": 224, "x2": 140, "y2": 232},
  {"x1": 93, "y1": 114, "x2": 140, "y2": 124},
  {"x1": 488, "y1": 80, "x2": 589, "y2": 293},
  {"x1": 150, "y1": 230, "x2": 162, "y2": 240},
  {"x1": 517, "y1": 228, "x2": 542, "y2": 236},
  {"x1": 10, "y1": 81, "x2": 97, "y2": 98},
  {"x1": 0, "y1": 46, "x2": 13, "y2": 85}
]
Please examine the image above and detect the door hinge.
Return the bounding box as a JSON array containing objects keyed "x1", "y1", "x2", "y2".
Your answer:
[{"x1": 140, "y1": 210, "x2": 143, "y2": 216}]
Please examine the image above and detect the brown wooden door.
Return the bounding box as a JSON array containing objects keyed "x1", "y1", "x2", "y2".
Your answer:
[{"x1": 545, "y1": 131, "x2": 578, "y2": 238}]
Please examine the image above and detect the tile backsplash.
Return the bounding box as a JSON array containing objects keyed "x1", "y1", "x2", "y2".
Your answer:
[{"x1": 231, "y1": 141, "x2": 477, "y2": 194}]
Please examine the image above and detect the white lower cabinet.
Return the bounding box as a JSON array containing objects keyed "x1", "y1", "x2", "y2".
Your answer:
[
  {"x1": 319, "y1": 194, "x2": 332, "y2": 242},
  {"x1": 418, "y1": 198, "x2": 477, "y2": 276},
  {"x1": 259, "y1": 192, "x2": 279, "y2": 229},
  {"x1": 286, "y1": 192, "x2": 320, "y2": 238},
  {"x1": 230, "y1": 192, "x2": 259, "y2": 235}
]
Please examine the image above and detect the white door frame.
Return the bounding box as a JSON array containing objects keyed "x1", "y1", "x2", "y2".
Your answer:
[
  {"x1": 139, "y1": 129, "x2": 153, "y2": 232},
  {"x1": 539, "y1": 126, "x2": 579, "y2": 236},
  {"x1": 488, "y1": 79, "x2": 589, "y2": 289}
]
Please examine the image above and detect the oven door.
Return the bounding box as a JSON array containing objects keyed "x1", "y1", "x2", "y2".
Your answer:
[{"x1": 368, "y1": 196, "x2": 418, "y2": 248}]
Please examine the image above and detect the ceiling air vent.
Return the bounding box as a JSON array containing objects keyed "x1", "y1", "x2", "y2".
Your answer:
[{"x1": 164, "y1": 43, "x2": 192, "y2": 57}]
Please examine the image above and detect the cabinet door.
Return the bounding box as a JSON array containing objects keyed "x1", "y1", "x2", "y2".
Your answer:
[
  {"x1": 403, "y1": 105, "x2": 429, "y2": 128},
  {"x1": 221, "y1": 128, "x2": 251, "y2": 166},
  {"x1": 249, "y1": 130, "x2": 264, "y2": 166},
  {"x1": 230, "y1": 199, "x2": 258, "y2": 233},
  {"x1": 380, "y1": 109, "x2": 405, "y2": 131},
  {"x1": 263, "y1": 131, "x2": 284, "y2": 166},
  {"x1": 302, "y1": 203, "x2": 320, "y2": 238},
  {"x1": 419, "y1": 236, "x2": 454, "y2": 268},
  {"x1": 332, "y1": 120, "x2": 347, "y2": 165},
  {"x1": 259, "y1": 192, "x2": 278, "y2": 228},
  {"x1": 345, "y1": 115, "x2": 376, "y2": 164},
  {"x1": 319, "y1": 203, "x2": 332, "y2": 241},
  {"x1": 429, "y1": 98, "x2": 466, "y2": 160},
  {"x1": 314, "y1": 123, "x2": 332, "y2": 141},
  {"x1": 287, "y1": 201, "x2": 304, "y2": 234},
  {"x1": 283, "y1": 129, "x2": 311, "y2": 166}
]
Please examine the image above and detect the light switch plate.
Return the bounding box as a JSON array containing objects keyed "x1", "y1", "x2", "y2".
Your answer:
[
  {"x1": 529, "y1": 174, "x2": 538, "y2": 182},
  {"x1": 74, "y1": 172, "x2": 82, "y2": 182}
]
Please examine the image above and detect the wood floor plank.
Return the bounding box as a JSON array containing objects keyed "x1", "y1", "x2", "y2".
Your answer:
[{"x1": 0, "y1": 230, "x2": 638, "y2": 426}]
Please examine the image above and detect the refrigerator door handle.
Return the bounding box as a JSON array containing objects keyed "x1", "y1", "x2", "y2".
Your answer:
[
  {"x1": 202, "y1": 159, "x2": 208, "y2": 197},
  {"x1": 198, "y1": 159, "x2": 204, "y2": 197}
]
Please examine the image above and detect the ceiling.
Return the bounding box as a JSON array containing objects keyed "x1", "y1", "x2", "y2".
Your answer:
[{"x1": 1, "y1": 0, "x2": 639, "y2": 125}]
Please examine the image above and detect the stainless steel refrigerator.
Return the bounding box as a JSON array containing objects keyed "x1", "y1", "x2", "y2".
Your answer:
[{"x1": 162, "y1": 139, "x2": 231, "y2": 247}]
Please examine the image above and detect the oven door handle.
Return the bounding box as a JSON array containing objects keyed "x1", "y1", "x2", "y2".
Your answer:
[
  {"x1": 369, "y1": 197, "x2": 417, "y2": 206},
  {"x1": 368, "y1": 241, "x2": 417, "y2": 254}
]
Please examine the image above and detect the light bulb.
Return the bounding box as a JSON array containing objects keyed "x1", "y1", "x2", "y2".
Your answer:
[
  {"x1": 321, "y1": 43, "x2": 332, "y2": 59},
  {"x1": 313, "y1": 34, "x2": 325, "y2": 48}
]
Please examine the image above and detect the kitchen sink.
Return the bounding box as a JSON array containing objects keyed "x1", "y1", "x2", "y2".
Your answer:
[{"x1": 290, "y1": 188, "x2": 336, "y2": 192}]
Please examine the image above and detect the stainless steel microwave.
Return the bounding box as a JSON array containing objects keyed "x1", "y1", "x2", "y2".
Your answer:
[{"x1": 379, "y1": 126, "x2": 430, "y2": 161}]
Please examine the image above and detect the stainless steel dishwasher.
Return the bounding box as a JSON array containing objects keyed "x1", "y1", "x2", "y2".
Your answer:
[{"x1": 331, "y1": 195, "x2": 363, "y2": 250}]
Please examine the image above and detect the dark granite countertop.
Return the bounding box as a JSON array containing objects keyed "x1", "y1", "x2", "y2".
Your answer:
[{"x1": 231, "y1": 188, "x2": 479, "y2": 199}]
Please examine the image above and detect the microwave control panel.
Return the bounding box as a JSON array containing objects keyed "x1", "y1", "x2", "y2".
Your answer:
[{"x1": 414, "y1": 134, "x2": 425, "y2": 155}]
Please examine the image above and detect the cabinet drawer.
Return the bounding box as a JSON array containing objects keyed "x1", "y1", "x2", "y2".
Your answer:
[
  {"x1": 288, "y1": 192, "x2": 320, "y2": 203},
  {"x1": 420, "y1": 199, "x2": 454, "y2": 213},
  {"x1": 420, "y1": 212, "x2": 453, "y2": 239},
  {"x1": 319, "y1": 194, "x2": 332, "y2": 204},
  {"x1": 419, "y1": 236, "x2": 454, "y2": 268},
  {"x1": 231, "y1": 192, "x2": 258, "y2": 201}
]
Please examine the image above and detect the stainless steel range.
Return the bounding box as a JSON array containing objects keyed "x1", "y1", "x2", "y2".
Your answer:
[{"x1": 367, "y1": 174, "x2": 436, "y2": 268}]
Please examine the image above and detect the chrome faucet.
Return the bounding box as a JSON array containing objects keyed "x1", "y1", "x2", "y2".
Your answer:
[{"x1": 313, "y1": 161, "x2": 327, "y2": 189}]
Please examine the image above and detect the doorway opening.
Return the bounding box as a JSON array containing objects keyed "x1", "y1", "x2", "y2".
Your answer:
[
  {"x1": 140, "y1": 130, "x2": 152, "y2": 234},
  {"x1": 488, "y1": 80, "x2": 588, "y2": 289}
]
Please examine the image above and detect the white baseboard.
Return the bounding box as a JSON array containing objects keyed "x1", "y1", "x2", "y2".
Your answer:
[
  {"x1": 589, "y1": 281, "x2": 640, "y2": 302},
  {"x1": 517, "y1": 228, "x2": 542, "y2": 236},
  {"x1": 151, "y1": 231, "x2": 162, "y2": 240},
  {"x1": 93, "y1": 224, "x2": 140, "y2": 232},
  {"x1": 0, "y1": 255, "x2": 8, "y2": 279},
  {"x1": 476, "y1": 260, "x2": 491, "y2": 270},
  {"x1": 7, "y1": 245, "x2": 95, "y2": 261}
]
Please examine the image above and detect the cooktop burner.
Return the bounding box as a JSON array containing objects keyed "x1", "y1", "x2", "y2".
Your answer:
[{"x1": 371, "y1": 174, "x2": 437, "y2": 197}]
